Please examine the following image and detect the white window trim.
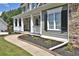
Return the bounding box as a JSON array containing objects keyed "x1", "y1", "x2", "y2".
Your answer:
[{"x1": 47, "y1": 7, "x2": 62, "y2": 31}]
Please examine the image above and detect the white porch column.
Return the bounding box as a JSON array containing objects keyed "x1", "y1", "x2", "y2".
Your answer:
[
  {"x1": 30, "y1": 15, "x2": 33, "y2": 33},
  {"x1": 40, "y1": 11, "x2": 42, "y2": 34},
  {"x1": 30, "y1": 3, "x2": 32, "y2": 10},
  {"x1": 17, "y1": 18, "x2": 19, "y2": 27},
  {"x1": 21, "y1": 18, "x2": 24, "y2": 31},
  {"x1": 17, "y1": 18, "x2": 20, "y2": 31},
  {"x1": 13, "y1": 18, "x2": 15, "y2": 32}
]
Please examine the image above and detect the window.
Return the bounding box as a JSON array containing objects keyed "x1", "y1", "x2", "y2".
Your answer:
[
  {"x1": 47, "y1": 7, "x2": 62, "y2": 31},
  {"x1": 32, "y1": 3, "x2": 36, "y2": 9},
  {"x1": 19, "y1": 18, "x2": 21, "y2": 26},
  {"x1": 35, "y1": 19, "x2": 39, "y2": 26},
  {"x1": 48, "y1": 14, "x2": 54, "y2": 29},
  {"x1": 55, "y1": 12, "x2": 61, "y2": 29},
  {"x1": 15, "y1": 19, "x2": 17, "y2": 26}
]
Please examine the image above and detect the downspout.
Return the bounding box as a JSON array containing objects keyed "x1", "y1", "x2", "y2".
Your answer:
[
  {"x1": 49, "y1": 4, "x2": 69, "y2": 51},
  {"x1": 49, "y1": 40, "x2": 69, "y2": 50}
]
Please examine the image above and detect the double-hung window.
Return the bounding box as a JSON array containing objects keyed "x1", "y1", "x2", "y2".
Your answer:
[{"x1": 47, "y1": 7, "x2": 62, "y2": 31}]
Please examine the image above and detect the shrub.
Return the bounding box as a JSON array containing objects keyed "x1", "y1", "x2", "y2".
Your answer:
[
  {"x1": 32, "y1": 36, "x2": 39, "y2": 40},
  {"x1": 44, "y1": 39, "x2": 53, "y2": 45},
  {"x1": 65, "y1": 43, "x2": 74, "y2": 52}
]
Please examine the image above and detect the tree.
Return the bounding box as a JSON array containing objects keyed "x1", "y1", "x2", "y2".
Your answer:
[{"x1": 1, "y1": 7, "x2": 22, "y2": 34}]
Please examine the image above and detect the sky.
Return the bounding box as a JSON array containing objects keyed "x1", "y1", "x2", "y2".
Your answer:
[{"x1": 0, "y1": 3, "x2": 20, "y2": 15}]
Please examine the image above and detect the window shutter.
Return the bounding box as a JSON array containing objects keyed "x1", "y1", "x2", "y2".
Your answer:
[
  {"x1": 44, "y1": 12, "x2": 47, "y2": 31},
  {"x1": 61, "y1": 10, "x2": 68, "y2": 32}
]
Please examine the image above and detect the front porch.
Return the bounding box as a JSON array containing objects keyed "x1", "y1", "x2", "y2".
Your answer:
[
  {"x1": 12, "y1": 3, "x2": 68, "y2": 42},
  {"x1": 13, "y1": 12, "x2": 42, "y2": 36}
]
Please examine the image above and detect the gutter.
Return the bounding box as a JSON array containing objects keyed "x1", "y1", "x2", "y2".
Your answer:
[{"x1": 49, "y1": 4, "x2": 69, "y2": 51}]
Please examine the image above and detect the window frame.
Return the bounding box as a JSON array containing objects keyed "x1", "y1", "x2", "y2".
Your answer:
[{"x1": 47, "y1": 7, "x2": 62, "y2": 31}]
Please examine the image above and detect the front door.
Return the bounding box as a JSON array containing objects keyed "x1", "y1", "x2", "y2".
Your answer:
[
  {"x1": 33, "y1": 15, "x2": 40, "y2": 34},
  {"x1": 23, "y1": 18, "x2": 30, "y2": 31}
]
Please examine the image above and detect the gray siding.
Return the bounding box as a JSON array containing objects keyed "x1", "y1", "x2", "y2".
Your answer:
[
  {"x1": 0, "y1": 19, "x2": 7, "y2": 32},
  {"x1": 42, "y1": 4, "x2": 68, "y2": 39}
]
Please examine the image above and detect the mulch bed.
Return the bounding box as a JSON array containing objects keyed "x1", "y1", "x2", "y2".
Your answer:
[
  {"x1": 19, "y1": 34, "x2": 79, "y2": 56},
  {"x1": 53, "y1": 45, "x2": 79, "y2": 56},
  {"x1": 18, "y1": 34, "x2": 62, "y2": 49}
]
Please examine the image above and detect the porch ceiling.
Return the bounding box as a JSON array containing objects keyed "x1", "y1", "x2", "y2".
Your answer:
[{"x1": 12, "y1": 3, "x2": 67, "y2": 19}]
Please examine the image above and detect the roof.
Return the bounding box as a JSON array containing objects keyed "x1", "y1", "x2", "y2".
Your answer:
[
  {"x1": 0, "y1": 18, "x2": 8, "y2": 25},
  {"x1": 12, "y1": 14, "x2": 22, "y2": 18},
  {"x1": 12, "y1": 3, "x2": 67, "y2": 19}
]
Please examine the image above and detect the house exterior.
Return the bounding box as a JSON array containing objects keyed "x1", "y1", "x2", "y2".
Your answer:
[
  {"x1": 12, "y1": 3, "x2": 68, "y2": 42},
  {"x1": 0, "y1": 18, "x2": 8, "y2": 35},
  {"x1": 0, "y1": 18, "x2": 7, "y2": 32}
]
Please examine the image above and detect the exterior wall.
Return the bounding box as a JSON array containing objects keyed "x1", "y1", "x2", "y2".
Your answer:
[
  {"x1": 42, "y1": 4, "x2": 68, "y2": 40},
  {"x1": 69, "y1": 4, "x2": 79, "y2": 44},
  {"x1": 0, "y1": 20, "x2": 7, "y2": 32}
]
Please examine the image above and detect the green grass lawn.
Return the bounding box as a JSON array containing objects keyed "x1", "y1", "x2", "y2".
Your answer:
[{"x1": 0, "y1": 37, "x2": 32, "y2": 56}]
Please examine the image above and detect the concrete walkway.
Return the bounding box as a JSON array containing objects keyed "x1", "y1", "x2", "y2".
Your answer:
[{"x1": 4, "y1": 34, "x2": 54, "y2": 56}]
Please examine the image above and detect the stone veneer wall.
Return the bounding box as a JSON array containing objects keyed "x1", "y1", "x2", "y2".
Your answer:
[{"x1": 69, "y1": 4, "x2": 79, "y2": 45}]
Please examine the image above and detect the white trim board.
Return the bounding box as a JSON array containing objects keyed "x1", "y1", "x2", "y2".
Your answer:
[
  {"x1": 41, "y1": 35, "x2": 67, "y2": 42},
  {"x1": 47, "y1": 7, "x2": 62, "y2": 14},
  {"x1": 0, "y1": 32, "x2": 8, "y2": 35},
  {"x1": 29, "y1": 33, "x2": 67, "y2": 42}
]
